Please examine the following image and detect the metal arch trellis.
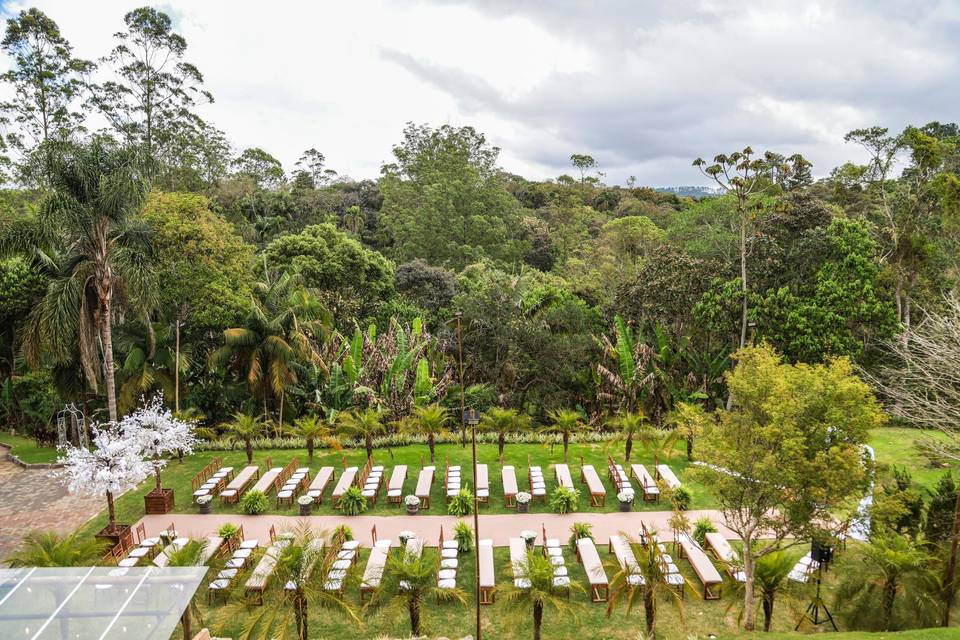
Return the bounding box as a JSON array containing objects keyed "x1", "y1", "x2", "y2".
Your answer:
[{"x1": 56, "y1": 404, "x2": 88, "y2": 449}]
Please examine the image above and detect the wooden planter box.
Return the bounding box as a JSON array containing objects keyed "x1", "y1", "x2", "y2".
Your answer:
[
  {"x1": 95, "y1": 523, "x2": 133, "y2": 550},
  {"x1": 144, "y1": 488, "x2": 175, "y2": 515}
]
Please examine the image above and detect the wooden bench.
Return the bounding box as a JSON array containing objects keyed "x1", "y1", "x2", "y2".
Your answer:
[
  {"x1": 608, "y1": 534, "x2": 644, "y2": 585},
  {"x1": 581, "y1": 464, "x2": 606, "y2": 507},
  {"x1": 332, "y1": 466, "x2": 359, "y2": 507},
  {"x1": 387, "y1": 465, "x2": 407, "y2": 505},
  {"x1": 478, "y1": 539, "x2": 495, "y2": 604},
  {"x1": 219, "y1": 465, "x2": 260, "y2": 504},
  {"x1": 656, "y1": 464, "x2": 681, "y2": 489},
  {"x1": 502, "y1": 465, "x2": 518, "y2": 508},
  {"x1": 249, "y1": 466, "x2": 283, "y2": 495},
  {"x1": 554, "y1": 463, "x2": 574, "y2": 489},
  {"x1": 509, "y1": 537, "x2": 529, "y2": 588},
  {"x1": 630, "y1": 464, "x2": 660, "y2": 502},
  {"x1": 678, "y1": 532, "x2": 723, "y2": 599},
  {"x1": 361, "y1": 538, "x2": 392, "y2": 601},
  {"x1": 575, "y1": 537, "x2": 609, "y2": 602},
  {"x1": 244, "y1": 536, "x2": 290, "y2": 605},
  {"x1": 306, "y1": 467, "x2": 336, "y2": 502},
  {"x1": 415, "y1": 466, "x2": 435, "y2": 509},
  {"x1": 475, "y1": 463, "x2": 489, "y2": 504},
  {"x1": 705, "y1": 532, "x2": 746, "y2": 582}
]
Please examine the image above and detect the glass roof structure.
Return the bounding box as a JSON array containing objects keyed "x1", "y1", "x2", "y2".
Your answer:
[{"x1": 0, "y1": 566, "x2": 206, "y2": 640}]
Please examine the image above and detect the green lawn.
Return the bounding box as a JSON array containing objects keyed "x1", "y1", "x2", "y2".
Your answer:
[
  {"x1": 0, "y1": 433, "x2": 59, "y2": 464},
  {"x1": 868, "y1": 427, "x2": 954, "y2": 490}
]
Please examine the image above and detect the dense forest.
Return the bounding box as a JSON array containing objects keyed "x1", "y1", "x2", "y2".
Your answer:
[{"x1": 0, "y1": 5, "x2": 957, "y2": 439}]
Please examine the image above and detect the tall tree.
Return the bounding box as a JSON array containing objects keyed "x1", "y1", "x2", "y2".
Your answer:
[
  {"x1": 2, "y1": 140, "x2": 150, "y2": 422},
  {"x1": 695, "y1": 344, "x2": 882, "y2": 631},
  {"x1": 232, "y1": 147, "x2": 285, "y2": 189},
  {"x1": 570, "y1": 153, "x2": 597, "y2": 198},
  {"x1": 0, "y1": 8, "x2": 92, "y2": 157},
  {"x1": 91, "y1": 6, "x2": 213, "y2": 178}
]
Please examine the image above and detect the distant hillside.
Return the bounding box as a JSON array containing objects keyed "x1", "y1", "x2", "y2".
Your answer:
[{"x1": 655, "y1": 185, "x2": 721, "y2": 197}]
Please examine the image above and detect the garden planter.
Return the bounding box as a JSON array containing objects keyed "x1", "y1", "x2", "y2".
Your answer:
[
  {"x1": 619, "y1": 500, "x2": 632, "y2": 512},
  {"x1": 144, "y1": 488, "x2": 175, "y2": 515},
  {"x1": 198, "y1": 500, "x2": 211, "y2": 515},
  {"x1": 95, "y1": 523, "x2": 133, "y2": 550},
  {"x1": 406, "y1": 505, "x2": 419, "y2": 516},
  {"x1": 300, "y1": 502, "x2": 312, "y2": 516},
  {"x1": 524, "y1": 538, "x2": 535, "y2": 550},
  {"x1": 517, "y1": 502, "x2": 529, "y2": 513}
]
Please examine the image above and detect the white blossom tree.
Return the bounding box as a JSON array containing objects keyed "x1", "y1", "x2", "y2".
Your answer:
[
  {"x1": 58, "y1": 425, "x2": 151, "y2": 533},
  {"x1": 120, "y1": 395, "x2": 197, "y2": 494}
]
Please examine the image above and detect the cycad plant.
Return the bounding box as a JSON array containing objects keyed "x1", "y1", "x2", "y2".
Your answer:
[
  {"x1": 6, "y1": 530, "x2": 106, "y2": 567},
  {"x1": 606, "y1": 536, "x2": 684, "y2": 637},
  {"x1": 224, "y1": 412, "x2": 265, "y2": 463},
  {"x1": 479, "y1": 407, "x2": 531, "y2": 460},
  {"x1": 540, "y1": 409, "x2": 588, "y2": 462},
  {"x1": 2, "y1": 140, "x2": 151, "y2": 422},
  {"x1": 371, "y1": 545, "x2": 466, "y2": 636},
  {"x1": 725, "y1": 551, "x2": 795, "y2": 632},
  {"x1": 501, "y1": 550, "x2": 585, "y2": 640},
  {"x1": 337, "y1": 407, "x2": 387, "y2": 461}
]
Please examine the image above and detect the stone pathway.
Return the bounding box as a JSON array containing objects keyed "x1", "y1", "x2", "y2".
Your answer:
[
  {"x1": 0, "y1": 448, "x2": 102, "y2": 560},
  {"x1": 135, "y1": 508, "x2": 734, "y2": 548}
]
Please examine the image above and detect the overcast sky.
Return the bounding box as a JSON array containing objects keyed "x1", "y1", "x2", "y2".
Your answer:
[{"x1": 3, "y1": 0, "x2": 959, "y2": 186}]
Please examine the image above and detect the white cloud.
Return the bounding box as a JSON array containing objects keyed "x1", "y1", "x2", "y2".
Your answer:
[{"x1": 3, "y1": 0, "x2": 958, "y2": 186}]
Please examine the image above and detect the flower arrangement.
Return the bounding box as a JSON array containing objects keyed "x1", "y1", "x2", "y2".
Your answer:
[
  {"x1": 515, "y1": 491, "x2": 532, "y2": 504},
  {"x1": 298, "y1": 495, "x2": 314, "y2": 506},
  {"x1": 398, "y1": 530, "x2": 416, "y2": 545},
  {"x1": 196, "y1": 495, "x2": 212, "y2": 505},
  {"x1": 520, "y1": 530, "x2": 537, "y2": 544},
  {"x1": 617, "y1": 489, "x2": 635, "y2": 503},
  {"x1": 404, "y1": 495, "x2": 421, "y2": 507}
]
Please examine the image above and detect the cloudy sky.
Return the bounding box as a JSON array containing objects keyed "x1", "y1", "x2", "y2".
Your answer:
[{"x1": 3, "y1": 0, "x2": 959, "y2": 186}]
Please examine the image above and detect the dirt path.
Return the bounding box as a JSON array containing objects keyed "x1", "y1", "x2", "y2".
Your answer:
[{"x1": 0, "y1": 448, "x2": 102, "y2": 560}]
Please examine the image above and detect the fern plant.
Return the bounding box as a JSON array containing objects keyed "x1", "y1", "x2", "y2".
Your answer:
[
  {"x1": 568, "y1": 522, "x2": 594, "y2": 551},
  {"x1": 671, "y1": 486, "x2": 692, "y2": 511},
  {"x1": 217, "y1": 522, "x2": 240, "y2": 540},
  {"x1": 550, "y1": 486, "x2": 579, "y2": 514},
  {"x1": 339, "y1": 486, "x2": 368, "y2": 516},
  {"x1": 333, "y1": 524, "x2": 353, "y2": 542},
  {"x1": 693, "y1": 517, "x2": 717, "y2": 546},
  {"x1": 240, "y1": 490, "x2": 269, "y2": 515},
  {"x1": 447, "y1": 487, "x2": 473, "y2": 516},
  {"x1": 453, "y1": 520, "x2": 473, "y2": 553}
]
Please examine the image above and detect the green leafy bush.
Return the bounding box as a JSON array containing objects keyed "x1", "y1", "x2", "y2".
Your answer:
[
  {"x1": 550, "y1": 486, "x2": 579, "y2": 514},
  {"x1": 240, "y1": 490, "x2": 268, "y2": 515},
  {"x1": 453, "y1": 520, "x2": 473, "y2": 553},
  {"x1": 217, "y1": 522, "x2": 239, "y2": 540},
  {"x1": 447, "y1": 488, "x2": 473, "y2": 517},
  {"x1": 568, "y1": 521, "x2": 593, "y2": 551},
  {"x1": 333, "y1": 524, "x2": 353, "y2": 543},
  {"x1": 693, "y1": 517, "x2": 717, "y2": 547},
  {"x1": 672, "y1": 486, "x2": 692, "y2": 511},
  {"x1": 340, "y1": 486, "x2": 368, "y2": 516}
]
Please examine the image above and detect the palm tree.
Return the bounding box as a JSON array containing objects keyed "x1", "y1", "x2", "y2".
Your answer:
[
  {"x1": 1, "y1": 140, "x2": 150, "y2": 422},
  {"x1": 637, "y1": 424, "x2": 679, "y2": 468},
  {"x1": 501, "y1": 550, "x2": 584, "y2": 640},
  {"x1": 225, "y1": 412, "x2": 265, "y2": 463},
  {"x1": 479, "y1": 407, "x2": 531, "y2": 460},
  {"x1": 753, "y1": 552, "x2": 795, "y2": 632},
  {"x1": 607, "y1": 411, "x2": 649, "y2": 463},
  {"x1": 372, "y1": 545, "x2": 466, "y2": 636},
  {"x1": 7, "y1": 530, "x2": 106, "y2": 567},
  {"x1": 666, "y1": 401, "x2": 707, "y2": 462},
  {"x1": 116, "y1": 318, "x2": 189, "y2": 414},
  {"x1": 211, "y1": 269, "x2": 330, "y2": 430},
  {"x1": 606, "y1": 536, "x2": 683, "y2": 637},
  {"x1": 597, "y1": 315, "x2": 647, "y2": 414},
  {"x1": 337, "y1": 407, "x2": 387, "y2": 461},
  {"x1": 218, "y1": 527, "x2": 360, "y2": 640},
  {"x1": 400, "y1": 403, "x2": 450, "y2": 463},
  {"x1": 836, "y1": 533, "x2": 936, "y2": 631},
  {"x1": 292, "y1": 414, "x2": 334, "y2": 460},
  {"x1": 540, "y1": 409, "x2": 588, "y2": 462}
]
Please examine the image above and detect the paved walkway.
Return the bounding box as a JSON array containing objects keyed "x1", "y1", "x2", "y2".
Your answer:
[
  {"x1": 0, "y1": 448, "x2": 102, "y2": 560},
  {"x1": 135, "y1": 509, "x2": 733, "y2": 548}
]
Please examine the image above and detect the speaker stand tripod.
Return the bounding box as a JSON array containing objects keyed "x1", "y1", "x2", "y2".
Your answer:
[{"x1": 795, "y1": 565, "x2": 837, "y2": 631}]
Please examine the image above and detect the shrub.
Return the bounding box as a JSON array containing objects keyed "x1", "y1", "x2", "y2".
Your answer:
[
  {"x1": 448, "y1": 488, "x2": 473, "y2": 517},
  {"x1": 550, "y1": 486, "x2": 579, "y2": 514},
  {"x1": 568, "y1": 521, "x2": 593, "y2": 552},
  {"x1": 340, "y1": 486, "x2": 368, "y2": 516},
  {"x1": 240, "y1": 490, "x2": 268, "y2": 515},
  {"x1": 453, "y1": 520, "x2": 473, "y2": 553},
  {"x1": 672, "y1": 486, "x2": 692, "y2": 511},
  {"x1": 333, "y1": 524, "x2": 353, "y2": 543},
  {"x1": 218, "y1": 522, "x2": 239, "y2": 540},
  {"x1": 693, "y1": 517, "x2": 717, "y2": 547}
]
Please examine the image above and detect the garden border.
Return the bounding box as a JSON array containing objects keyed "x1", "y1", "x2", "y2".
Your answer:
[{"x1": 0, "y1": 441, "x2": 63, "y2": 469}]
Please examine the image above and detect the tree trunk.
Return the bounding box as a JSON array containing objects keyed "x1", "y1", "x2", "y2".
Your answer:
[
  {"x1": 366, "y1": 435, "x2": 373, "y2": 461},
  {"x1": 429, "y1": 433, "x2": 435, "y2": 463},
  {"x1": 409, "y1": 595, "x2": 422, "y2": 636},
  {"x1": 498, "y1": 432, "x2": 505, "y2": 459},
  {"x1": 174, "y1": 318, "x2": 181, "y2": 413},
  {"x1": 762, "y1": 593, "x2": 774, "y2": 632},
  {"x1": 882, "y1": 579, "x2": 897, "y2": 630},
  {"x1": 941, "y1": 486, "x2": 960, "y2": 626},
  {"x1": 563, "y1": 432, "x2": 569, "y2": 463},
  {"x1": 738, "y1": 210, "x2": 749, "y2": 350},
  {"x1": 278, "y1": 386, "x2": 284, "y2": 434},
  {"x1": 533, "y1": 600, "x2": 543, "y2": 640},
  {"x1": 686, "y1": 435, "x2": 694, "y2": 461},
  {"x1": 155, "y1": 464, "x2": 163, "y2": 492},
  {"x1": 644, "y1": 588, "x2": 656, "y2": 635},
  {"x1": 106, "y1": 490, "x2": 117, "y2": 529},
  {"x1": 742, "y1": 544, "x2": 757, "y2": 630},
  {"x1": 307, "y1": 438, "x2": 314, "y2": 460},
  {"x1": 245, "y1": 440, "x2": 253, "y2": 464},
  {"x1": 181, "y1": 609, "x2": 191, "y2": 640},
  {"x1": 295, "y1": 592, "x2": 308, "y2": 640},
  {"x1": 625, "y1": 434, "x2": 633, "y2": 462},
  {"x1": 101, "y1": 296, "x2": 119, "y2": 423}
]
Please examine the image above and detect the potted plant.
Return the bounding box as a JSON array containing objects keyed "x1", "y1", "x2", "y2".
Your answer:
[
  {"x1": 398, "y1": 530, "x2": 416, "y2": 547},
  {"x1": 453, "y1": 520, "x2": 473, "y2": 553},
  {"x1": 196, "y1": 494, "x2": 213, "y2": 514},
  {"x1": 218, "y1": 522, "x2": 240, "y2": 546},
  {"x1": 549, "y1": 486, "x2": 580, "y2": 514},
  {"x1": 405, "y1": 494, "x2": 421, "y2": 515},
  {"x1": 520, "y1": 529, "x2": 537, "y2": 550},
  {"x1": 240, "y1": 489, "x2": 269, "y2": 515},
  {"x1": 516, "y1": 491, "x2": 532, "y2": 513},
  {"x1": 298, "y1": 495, "x2": 314, "y2": 516},
  {"x1": 617, "y1": 489, "x2": 635, "y2": 512},
  {"x1": 340, "y1": 486, "x2": 368, "y2": 516}
]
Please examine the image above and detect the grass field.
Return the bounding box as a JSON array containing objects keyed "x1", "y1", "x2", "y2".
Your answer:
[
  {"x1": 0, "y1": 433, "x2": 60, "y2": 464},
  {"x1": 869, "y1": 427, "x2": 954, "y2": 490}
]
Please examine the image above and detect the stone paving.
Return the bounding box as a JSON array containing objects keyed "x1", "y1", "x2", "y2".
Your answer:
[{"x1": 0, "y1": 448, "x2": 102, "y2": 560}]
